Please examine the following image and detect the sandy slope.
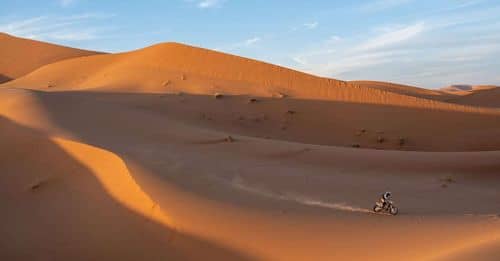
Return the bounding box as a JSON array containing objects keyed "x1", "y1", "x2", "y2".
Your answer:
[
  {"x1": 441, "y1": 84, "x2": 498, "y2": 93},
  {"x1": 445, "y1": 87, "x2": 500, "y2": 108},
  {"x1": 4, "y1": 42, "x2": 498, "y2": 116},
  {"x1": 0, "y1": 112, "x2": 252, "y2": 260},
  {"x1": 3, "y1": 42, "x2": 500, "y2": 151},
  {"x1": 1, "y1": 37, "x2": 500, "y2": 260},
  {"x1": 434, "y1": 238, "x2": 500, "y2": 261},
  {"x1": 349, "y1": 80, "x2": 448, "y2": 100},
  {"x1": 0, "y1": 33, "x2": 101, "y2": 83},
  {"x1": 349, "y1": 81, "x2": 500, "y2": 109},
  {"x1": 0, "y1": 88, "x2": 499, "y2": 260}
]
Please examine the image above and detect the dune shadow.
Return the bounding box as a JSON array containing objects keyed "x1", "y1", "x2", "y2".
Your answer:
[
  {"x1": 0, "y1": 74, "x2": 12, "y2": 84},
  {"x1": 31, "y1": 90, "x2": 500, "y2": 152},
  {"x1": 8, "y1": 90, "x2": 500, "y2": 216},
  {"x1": 0, "y1": 116, "x2": 255, "y2": 261}
]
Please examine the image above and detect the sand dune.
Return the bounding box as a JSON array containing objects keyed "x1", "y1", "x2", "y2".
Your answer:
[
  {"x1": 1, "y1": 36, "x2": 500, "y2": 260},
  {"x1": 3, "y1": 41, "x2": 500, "y2": 152},
  {"x1": 4, "y1": 42, "x2": 499, "y2": 116},
  {"x1": 441, "y1": 84, "x2": 477, "y2": 92},
  {"x1": 445, "y1": 87, "x2": 500, "y2": 108},
  {"x1": 1, "y1": 87, "x2": 499, "y2": 260},
  {"x1": 441, "y1": 84, "x2": 498, "y2": 93},
  {"x1": 349, "y1": 81, "x2": 500, "y2": 109},
  {"x1": 349, "y1": 80, "x2": 448, "y2": 100},
  {"x1": 436, "y1": 238, "x2": 500, "y2": 261},
  {"x1": 0, "y1": 33, "x2": 101, "y2": 83},
  {"x1": 0, "y1": 116, "x2": 253, "y2": 260}
]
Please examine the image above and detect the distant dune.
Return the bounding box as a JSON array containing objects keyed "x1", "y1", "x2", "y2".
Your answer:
[
  {"x1": 446, "y1": 86, "x2": 500, "y2": 108},
  {"x1": 2, "y1": 38, "x2": 500, "y2": 151},
  {"x1": 4, "y1": 42, "x2": 497, "y2": 116},
  {"x1": 441, "y1": 84, "x2": 476, "y2": 92},
  {"x1": 349, "y1": 80, "x2": 447, "y2": 100},
  {"x1": 0, "y1": 33, "x2": 102, "y2": 83},
  {"x1": 440, "y1": 84, "x2": 498, "y2": 93}
]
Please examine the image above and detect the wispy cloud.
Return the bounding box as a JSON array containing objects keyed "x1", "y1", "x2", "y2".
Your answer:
[
  {"x1": 216, "y1": 36, "x2": 261, "y2": 52},
  {"x1": 45, "y1": 30, "x2": 101, "y2": 41},
  {"x1": 244, "y1": 37, "x2": 260, "y2": 46},
  {"x1": 185, "y1": 0, "x2": 226, "y2": 9},
  {"x1": 0, "y1": 13, "x2": 115, "y2": 42},
  {"x1": 355, "y1": 22, "x2": 425, "y2": 51},
  {"x1": 329, "y1": 35, "x2": 342, "y2": 42},
  {"x1": 292, "y1": 21, "x2": 424, "y2": 75},
  {"x1": 290, "y1": 9, "x2": 500, "y2": 88},
  {"x1": 290, "y1": 21, "x2": 320, "y2": 32},
  {"x1": 304, "y1": 22, "x2": 319, "y2": 29},
  {"x1": 59, "y1": 0, "x2": 76, "y2": 7},
  {"x1": 359, "y1": 0, "x2": 413, "y2": 12}
]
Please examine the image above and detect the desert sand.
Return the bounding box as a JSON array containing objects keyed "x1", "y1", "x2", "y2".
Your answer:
[
  {"x1": 0, "y1": 33, "x2": 101, "y2": 84},
  {"x1": 1, "y1": 34, "x2": 499, "y2": 260}
]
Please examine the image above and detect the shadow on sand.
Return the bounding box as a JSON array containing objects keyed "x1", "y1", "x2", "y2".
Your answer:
[
  {"x1": 0, "y1": 74, "x2": 12, "y2": 84},
  {"x1": 0, "y1": 116, "x2": 255, "y2": 261}
]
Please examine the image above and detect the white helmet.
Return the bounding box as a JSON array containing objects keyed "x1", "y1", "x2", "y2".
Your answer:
[{"x1": 383, "y1": 192, "x2": 392, "y2": 200}]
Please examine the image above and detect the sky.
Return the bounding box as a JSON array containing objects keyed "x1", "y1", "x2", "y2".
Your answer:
[{"x1": 1, "y1": 0, "x2": 500, "y2": 88}]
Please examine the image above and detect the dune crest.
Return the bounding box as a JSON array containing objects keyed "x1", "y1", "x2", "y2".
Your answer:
[
  {"x1": 445, "y1": 87, "x2": 500, "y2": 108},
  {"x1": 53, "y1": 137, "x2": 173, "y2": 226},
  {"x1": 440, "y1": 84, "x2": 498, "y2": 93},
  {"x1": 3, "y1": 41, "x2": 499, "y2": 115},
  {"x1": 0, "y1": 33, "x2": 102, "y2": 83},
  {"x1": 349, "y1": 80, "x2": 446, "y2": 99}
]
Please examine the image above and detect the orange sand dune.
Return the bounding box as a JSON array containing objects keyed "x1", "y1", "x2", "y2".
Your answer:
[
  {"x1": 441, "y1": 84, "x2": 477, "y2": 92},
  {"x1": 0, "y1": 33, "x2": 101, "y2": 83},
  {"x1": 1, "y1": 36, "x2": 500, "y2": 260},
  {"x1": 0, "y1": 115, "x2": 253, "y2": 260},
  {"x1": 441, "y1": 84, "x2": 498, "y2": 93},
  {"x1": 347, "y1": 81, "x2": 500, "y2": 109},
  {"x1": 471, "y1": 85, "x2": 499, "y2": 91},
  {"x1": 1, "y1": 87, "x2": 499, "y2": 260},
  {"x1": 349, "y1": 80, "x2": 449, "y2": 100},
  {"x1": 2, "y1": 40, "x2": 500, "y2": 151},
  {"x1": 445, "y1": 87, "x2": 500, "y2": 108},
  {"x1": 436, "y1": 238, "x2": 500, "y2": 261},
  {"x1": 4, "y1": 42, "x2": 499, "y2": 115}
]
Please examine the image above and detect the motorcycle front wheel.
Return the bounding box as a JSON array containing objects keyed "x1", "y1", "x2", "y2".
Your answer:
[{"x1": 389, "y1": 206, "x2": 399, "y2": 215}]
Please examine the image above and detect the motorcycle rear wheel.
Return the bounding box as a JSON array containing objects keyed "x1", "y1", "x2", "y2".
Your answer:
[{"x1": 373, "y1": 205, "x2": 382, "y2": 212}]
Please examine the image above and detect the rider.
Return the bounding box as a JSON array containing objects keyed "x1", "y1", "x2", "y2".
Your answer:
[{"x1": 380, "y1": 192, "x2": 393, "y2": 207}]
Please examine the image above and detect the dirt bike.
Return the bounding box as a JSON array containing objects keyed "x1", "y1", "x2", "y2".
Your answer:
[{"x1": 373, "y1": 200, "x2": 398, "y2": 215}]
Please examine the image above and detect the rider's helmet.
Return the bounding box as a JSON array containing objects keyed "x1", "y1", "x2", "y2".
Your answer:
[{"x1": 383, "y1": 192, "x2": 392, "y2": 200}]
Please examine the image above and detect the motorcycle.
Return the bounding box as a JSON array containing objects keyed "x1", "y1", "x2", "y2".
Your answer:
[{"x1": 373, "y1": 200, "x2": 398, "y2": 215}]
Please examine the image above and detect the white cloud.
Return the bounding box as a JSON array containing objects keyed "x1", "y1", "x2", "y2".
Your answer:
[
  {"x1": 304, "y1": 22, "x2": 318, "y2": 29},
  {"x1": 289, "y1": 12, "x2": 500, "y2": 88},
  {"x1": 244, "y1": 37, "x2": 260, "y2": 46},
  {"x1": 0, "y1": 16, "x2": 46, "y2": 35},
  {"x1": 0, "y1": 14, "x2": 114, "y2": 42},
  {"x1": 292, "y1": 22, "x2": 424, "y2": 76},
  {"x1": 290, "y1": 21, "x2": 320, "y2": 32},
  {"x1": 292, "y1": 56, "x2": 308, "y2": 66},
  {"x1": 359, "y1": 0, "x2": 413, "y2": 12},
  {"x1": 199, "y1": 0, "x2": 220, "y2": 8},
  {"x1": 59, "y1": 0, "x2": 76, "y2": 7},
  {"x1": 60, "y1": 13, "x2": 117, "y2": 20},
  {"x1": 355, "y1": 22, "x2": 425, "y2": 51},
  {"x1": 46, "y1": 30, "x2": 99, "y2": 41},
  {"x1": 328, "y1": 35, "x2": 342, "y2": 43},
  {"x1": 185, "y1": 0, "x2": 226, "y2": 9},
  {"x1": 216, "y1": 36, "x2": 261, "y2": 52}
]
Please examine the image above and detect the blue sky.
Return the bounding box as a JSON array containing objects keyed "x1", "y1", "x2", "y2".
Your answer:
[{"x1": 1, "y1": 0, "x2": 500, "y2": 88}]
